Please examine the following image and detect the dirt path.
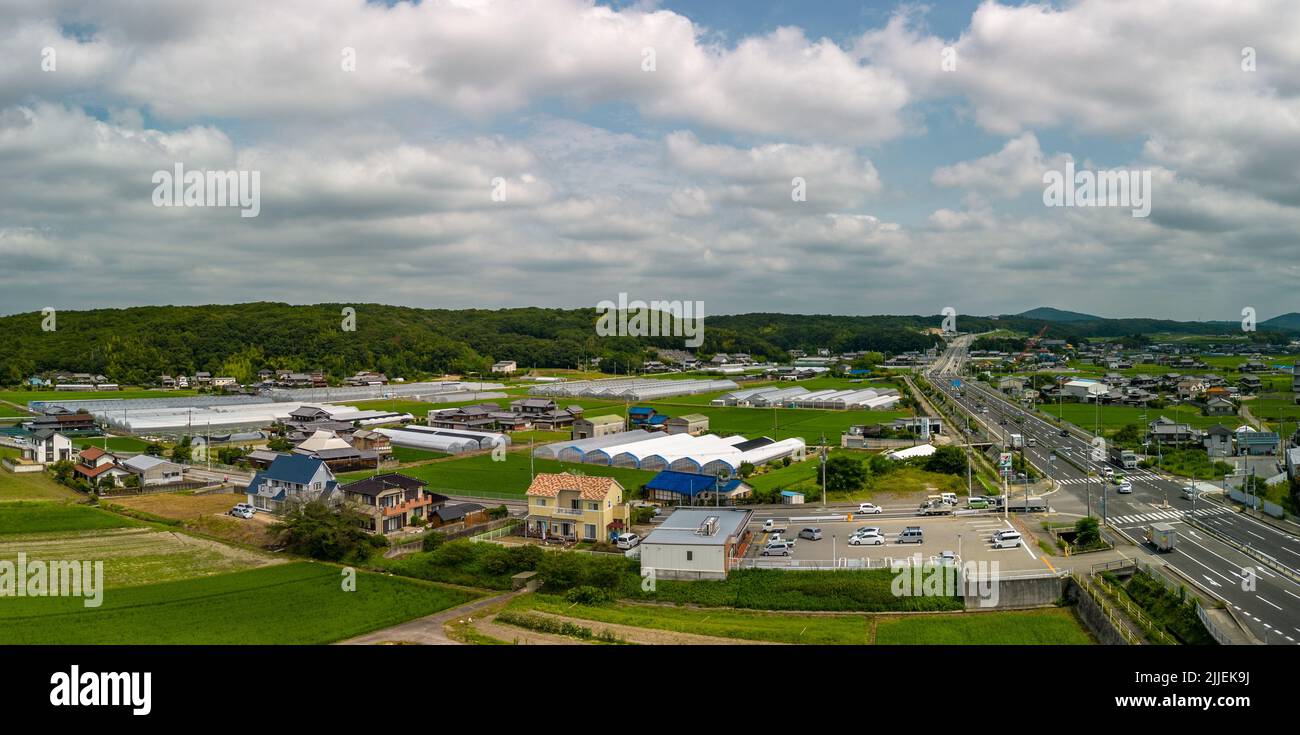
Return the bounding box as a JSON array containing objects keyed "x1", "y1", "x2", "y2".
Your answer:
[
  {"x1": 506, "y1": 609, "x2": 777, "y2": 645},
  {"x1": 337, "y1": 590, "x2": 522, "y2": 645}
]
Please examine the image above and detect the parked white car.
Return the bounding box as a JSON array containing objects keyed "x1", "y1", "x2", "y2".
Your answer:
[
  {"x1": 849, "y1": 530, "x2": 884, "y2": 546},
  {"x1": 615, "y1": 532, "x2": 641, "y2": 550},
  {"x1": 229, "y1": 503, "x2": 255, "y2": 519}
]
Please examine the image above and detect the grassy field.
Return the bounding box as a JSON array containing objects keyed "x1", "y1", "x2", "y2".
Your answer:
[
  {"x1": 874, "y1": 608, "x2": 1093, "y2": 644},
  {"x1": 0, "y1": 561, "x2": 478, "y2": 645},
  {"x1": 746, "y1": 451, "x2": 967, "y2": 500},
  {"x1": 391, "y1": 446, "x2": 450, "y2": 463},
  {"x1": 1245, "y1": 396, "x2": 1300, "y2": 428},
  {"x1": 339, "y1": 451, "x2": 658, "y2": 498},
  {"x1": 72, "y1": 436, "x2": 152, "y2": 453},
  {"x1": 626, "y1": 568, "x2": 964, "y2": 612},
  {"x1": 510, "y1": 594, "x2": 871, "y2": 644},
  {"x1": 0, "y1": 501, "x2": 144, "y2": 535},
  {"x1": 0, "y1": 465, "x2": 80, "y2": 500},
  {"x1": 507, "y1": 594, "x2": 1091, "y2": 644},
  {"x1": 108, "y1": 492, "x2": 279, "y2": 547}
]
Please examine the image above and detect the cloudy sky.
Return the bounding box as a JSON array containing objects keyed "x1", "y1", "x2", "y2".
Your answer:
[{"x1": 1, "y1": 0, "x2": 1297, "y2": 320}]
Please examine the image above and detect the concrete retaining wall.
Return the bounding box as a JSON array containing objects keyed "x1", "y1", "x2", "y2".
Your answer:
[
  {"x1": 1065, "y1": 577, "x2": 1131, "y2": 645},
  {"x1": 963, "y1": 574, "x2": 1064, "y2": 610}
]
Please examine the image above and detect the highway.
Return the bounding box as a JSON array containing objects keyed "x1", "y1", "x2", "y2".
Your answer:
[{"x1": 926, "y1": 335, "x2": 1300, "y2": 644}]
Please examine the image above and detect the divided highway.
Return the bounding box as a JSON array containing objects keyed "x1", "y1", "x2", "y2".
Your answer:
[{"x1": 927, "y1": 336, "x2": 1300, "y2": 644}]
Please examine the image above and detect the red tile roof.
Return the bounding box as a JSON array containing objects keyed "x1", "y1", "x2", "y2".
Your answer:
[{"x1": 525, "y1": 472, "x2": 621, "y2": 500}]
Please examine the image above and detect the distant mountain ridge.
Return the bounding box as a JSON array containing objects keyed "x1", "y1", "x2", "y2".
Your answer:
[
  {"x1": 1261, "y1": 313, "x2": 1300, "y2": 331},
  {"x1": 1014, "y1": 307, "x2": 1103, "y2": 323}
]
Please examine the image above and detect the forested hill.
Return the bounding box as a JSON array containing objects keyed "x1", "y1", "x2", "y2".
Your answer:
[
  {"x1": 2, "y1": 303, "x2": 1292, "y2": 386},
  {"x1": 0, "y1": 303, "x2": 945, "y2": 385}
]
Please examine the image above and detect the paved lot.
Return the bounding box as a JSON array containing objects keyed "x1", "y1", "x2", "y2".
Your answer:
[{"x1": 753, "y1": 514, "x2": 1046, "y2": 572}]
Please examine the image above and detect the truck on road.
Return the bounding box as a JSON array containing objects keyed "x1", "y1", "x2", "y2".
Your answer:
[
  {"x1": 1005, "y1": 496, "x2": 1048, "y2": 513},
  {"x1": 1146, "y1": 523, "x2": 1176, "y2": 552},
  {"x1": 1109, "y1": 446, "x2": 1138, "y2": 469},
  {"x1": 1009, "y1": 433, "x2": 1024, "y2": 449}
]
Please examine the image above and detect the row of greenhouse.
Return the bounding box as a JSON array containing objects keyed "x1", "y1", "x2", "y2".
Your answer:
[
  {"x1": 376, "y1": 425, "x2": 511, "y2": 455},
  {"x1": 531, "y1": 430, "x2": 805, "y2": 477},
  {"x1": 526, "y1": 377, "x2": 738, "y2": 401},
  {"x1": 711, "y1": 385, "x2": 900, "y2": 410}
]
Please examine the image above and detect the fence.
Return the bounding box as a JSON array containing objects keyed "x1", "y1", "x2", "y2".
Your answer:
[
  {"x1": 99, "y1": 479, "x2": 218, "y2": 497},
  {"x1": 1089, "y1": 570, "x2": 1176, "y2": 645},
  {"x1": 1071, "y1": 572, "x2": 1144, "y2": 645}
]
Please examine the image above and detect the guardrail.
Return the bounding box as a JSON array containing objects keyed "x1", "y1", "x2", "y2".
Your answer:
[{"x1": 1183, "y1": 514, "x2": 1300, "y2": 584}]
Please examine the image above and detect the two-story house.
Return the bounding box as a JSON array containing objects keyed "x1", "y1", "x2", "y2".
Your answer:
[
  {"x1": 72, "y1": 446, "x2": 131, "y2": 486},
  {"x1": 339, "y1": 473, "x2": 446, "y2": 534},
  {"x1": 246, "y1": 454, "x2": 338, "y2": 513},
  {"x1": 524, "y1": 472, "x2": 629, "y2": 543},
  {"x1": 21, "y1": 429, "x2": 73, "y2": 466}
]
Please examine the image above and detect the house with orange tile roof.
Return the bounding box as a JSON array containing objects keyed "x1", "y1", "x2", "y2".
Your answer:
[
  {"x1": 72, "y1": 446, "x2": 130, "y2": 486},
  {"x1": 524, "y1": 472, "x2": 629, "y2": 543}
]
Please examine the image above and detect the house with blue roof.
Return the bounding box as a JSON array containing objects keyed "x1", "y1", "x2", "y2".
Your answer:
[
  {"x1": 644, "y1": 470, "x2": 752, "y2": 505},
  {"x1": 246, "y1": 453, "x2": 338, "y2": 513},
  {"x1": 628, "y1": 406, "x2": 669, "y2": 431}
]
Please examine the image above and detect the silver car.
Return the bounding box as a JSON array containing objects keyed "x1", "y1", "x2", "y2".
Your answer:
[{"x1": 798, "y1": 527, "x2": 823, "y2": 541}]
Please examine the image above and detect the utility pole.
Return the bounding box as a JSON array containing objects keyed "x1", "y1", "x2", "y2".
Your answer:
[{"x1": 820, "y1": 433, "x2": 827, "y2": 507}]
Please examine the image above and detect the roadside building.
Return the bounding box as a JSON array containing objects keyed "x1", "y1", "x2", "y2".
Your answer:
[
  {"x1": 571, "y1": 415, "x2": 625, "y2": 440},
  {"x1": 21, "y1": 430, "x2": 74, "y2": 466},
  {"x1": 121, "y1": 454, "x2": 184, "y2": 486},
  {"x1": 640, "y1": 507, "x2": 753, "y2": 580},
  {"x1": 665, "y1": 413, "x2": 709, "y2": 436},
  {"x1": 1238, "y1": 430, "x2": 1280, "y2": 456},
  {"x1": 643, "y1": 470, "x2": 752, "y2": 505},
  {"x1": 1203, "y1": 424, "x2": 1234, "y2": 457}
]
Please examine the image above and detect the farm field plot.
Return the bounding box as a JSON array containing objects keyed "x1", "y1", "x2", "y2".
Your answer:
[
  {"x1": 0, "y1": 527, "x2": 277, "y2": 589},
  {"x1": 338, "y1": 451, "x2": 657, "y2": 498},
  {"x1": 874, "y1": 608, "x2": 1093, "y2": 645},
  {"x1": 109, "y1": 492, "x2": 280, "y2": 548},
  {"x1": 1245, "y1": 397, "x2": 1300, "y2": 426},
  {"x1": 0, "y1": 501, "x2": 144, "y2": 535},
  {"x1": 0, "y1": 389, "x2": 198, "y2": 405},
  {"x1": 0, "y1": 403, "x2": 30, "y2": 417},
  {"x1": 0, "y1": 561, "x2": 478, "y2": 645}
]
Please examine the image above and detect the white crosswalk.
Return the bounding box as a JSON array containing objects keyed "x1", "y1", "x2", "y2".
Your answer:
[{"x1": 1108, "y1": 506, "x2": 1230, "y2": 525}]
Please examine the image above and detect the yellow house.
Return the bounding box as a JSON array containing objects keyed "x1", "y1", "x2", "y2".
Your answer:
[{"x1": 525, "y1": 472, "x2": 629, "y2": 543}]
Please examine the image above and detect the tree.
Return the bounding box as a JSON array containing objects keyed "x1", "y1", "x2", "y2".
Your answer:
[
  {"x1": 738, "y1": 462, "x2": 755, "y2": 478},
  {"x1": 824, "y1": 454, "x2": 868, "y2": 493},
  {"x1": 170, "y1": 436, "x2": 192, "y2": 463},
  {"x1": 1074, "y1": 516, "x2": 1101, "y2": 547},
  {"x1": 272, "y1": 500, "x2": 374, "y2": 562},
  {"x1": 923, "y1": 445, "x2": 967, "y2": 476},
  {"x1": 1113, "y1": 423, "x2": 1142, "y2": 445}
]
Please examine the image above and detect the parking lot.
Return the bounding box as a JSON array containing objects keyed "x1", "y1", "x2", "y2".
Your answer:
[{"x1": 748, "y1": 514, "x2": 1045, "y2": 572}]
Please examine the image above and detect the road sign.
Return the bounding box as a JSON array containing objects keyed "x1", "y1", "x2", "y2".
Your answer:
[
  {"x1": 951, "y1": 379, "x2": 962, "y2": 388},
  {"x1": 999, "y1": 452, "x2": 1013, "y2": 467}
]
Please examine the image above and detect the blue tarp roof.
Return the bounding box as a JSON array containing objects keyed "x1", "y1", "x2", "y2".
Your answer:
[
  {"x1": 646, "y1": 415, "x2": 669, "y2": 425},
  {"x1": 645, "y1": 470, "x2": 745, "y2": 498}
]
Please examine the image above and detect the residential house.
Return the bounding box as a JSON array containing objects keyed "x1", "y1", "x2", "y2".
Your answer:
[
  {"x1": 524, "y1": 472, "x2": 629, "y2": 542},
  {"x1": 1203, "y1": 424, "x2": 1234, "y2": 457},
  {"x1": 510, "y1": 398, "x2": 557, "y2": 415},
  {"x1": 194, "y1": 372, "x2": 212, "y2": 385},
  {"x1": 490, "y1": 360, "x2": 517, "y2": 374},
  {"x1": 21, "y1": 430, "x2": 73, "y2": 466},
  {"x1": 627, "y1": 406, "x2": 668, "y2": 431},
  {"x1": 1147, "y1": 417, "x2": 1200, "y2": 446},
  {"x1": 122, "y1": 454, "x2": 184, "y2": 486},
  {"x1": 158, "y1": 375, "x2": 176, "y2": 389},
  {"x1": 71, "y1": 446, "x2": 131, "y2": 486},
  {"x1": 212, "y1": 377, "x2": 238, "y2": 389},
  {"x1": 1239, "y1": 375, "x2": 1263, "y2": 393},
  {"x1": 998, "y1": 377, "x2": 1027, "y2": 396},
  {"x1": 340, "y1": 473, "x2": 446, "y2": 534},
  {"x1": 24, "y1": 413, "x2": 98, "y2": 434},
  {"x1": 349, "y1": 429, "x2": 393, "y2": 463},
  {"x1": 245, "y1": 454, "x2": 338, "y2": 513},
  {"x1": 1196, "y1": 397, "x2": 1237, "y2": 416}
]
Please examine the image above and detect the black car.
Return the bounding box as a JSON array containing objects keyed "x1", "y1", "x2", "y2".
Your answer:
[{"x1": 1059, "y1": 428, "x2": 1069, "y2": 437}]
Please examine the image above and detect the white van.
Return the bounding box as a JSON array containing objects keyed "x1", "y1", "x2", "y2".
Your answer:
[
  {"x1": 615, "y1": 533, "x2": 640, "y2": 550},
  {"x1": 939, "y1": 492, "x2": 958, "y2": 506},
  {"x1": 992, "y1": 530, "x2": 1022, "y2": 549}
]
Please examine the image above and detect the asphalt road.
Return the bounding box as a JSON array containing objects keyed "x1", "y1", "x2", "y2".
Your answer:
[{"x1": 926, "y1": 335, "x2": 1300, "y2": 644}]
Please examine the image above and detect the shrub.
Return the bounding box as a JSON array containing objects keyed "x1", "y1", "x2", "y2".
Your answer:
[
  {"x1": 564, "y1": 585, "x2": 613, "y2": 605},
  {"x1": 421, "y1": 531, "x2": 447, "y2": 552}
]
